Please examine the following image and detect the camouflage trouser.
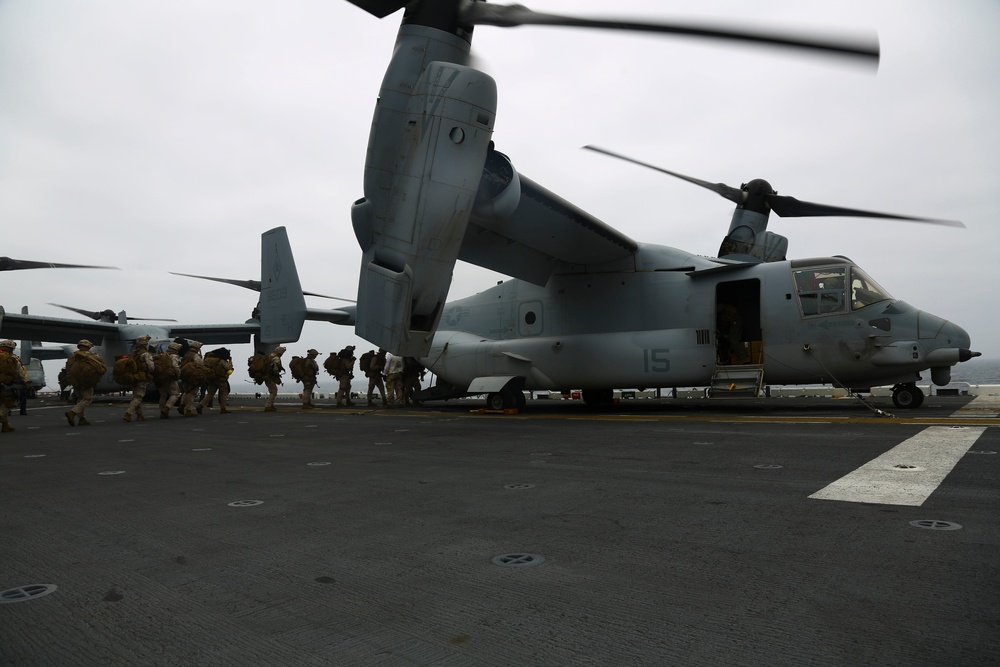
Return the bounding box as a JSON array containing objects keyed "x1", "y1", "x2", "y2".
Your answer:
[
  {"x1": 264, "y1": 379, "x2": 278, "y2": 408},
  {"x1": 126, "y1": 381, "x2": 148, "y2": 416},
  {"x1": 181, "y1": 386, "x2": 200, "y2": 413},
  {"x1": 70, "y1": 386, "x2": 94, "y2": 417},
  {"x1": 302, "y1": 379, "x2": 316, "y2": 406},
  {"x1": 367, "y1": 376, "x2": 386, "y2": 406},
  {"x1": 0, "y1": 388, "x2": 13, "y2": 424},
  {"x1": 336, "y1": 376, "x2": 352, "y2": 406},
  {"x1": 158, "y1": 381, "x2": 180, "y2": 412},
  {"x1": 385, "y1": 373, "x2": 403, "y2": 407},
  {"x1": 199, "y1": 383, "x2": 229, "y2": 410}
]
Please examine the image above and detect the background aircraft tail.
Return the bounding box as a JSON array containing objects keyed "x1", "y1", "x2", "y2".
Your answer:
[{"x1": 258, "y1": 227, "x2": 307, "y2": 344}]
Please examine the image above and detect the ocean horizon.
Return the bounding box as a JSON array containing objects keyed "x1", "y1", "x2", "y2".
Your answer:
[{"x1": 938, "y1": 356, "x2": 1000, "y2": 386}]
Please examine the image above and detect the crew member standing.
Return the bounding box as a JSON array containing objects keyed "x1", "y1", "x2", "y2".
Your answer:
[
  {"x1": 123, "y1": 335, "x2": 154, "y2": 422},
  {"x1": 334, "y1": 345, "x2": 356, "y2": 408},
  {"x1": 65, "y1": 339, "x2": 106, "y2": 426},
  {"x1": 385, "y1": 353, "x2": 404, "y2": 408},
  {"x1": 0, "y1": 339, "x2": 25, "y2": 433},
  {"x1": 263, "y1": 346, "x2": 286, "y2": 412}
]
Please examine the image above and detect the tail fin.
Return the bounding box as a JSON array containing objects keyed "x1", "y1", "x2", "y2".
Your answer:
[{"x1": 259, "y1": 227, "x2": 307, "y2": 344}]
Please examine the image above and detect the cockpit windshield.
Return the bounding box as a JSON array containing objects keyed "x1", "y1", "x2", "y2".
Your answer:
[
  {"x1": 849, "y1": 267, "x2": 893, "y2": 310},
  {"x1": 792, "y1": 264, "x2": 894, "y2": 317}
]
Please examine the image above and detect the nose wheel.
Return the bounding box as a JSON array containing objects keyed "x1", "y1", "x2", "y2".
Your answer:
[{"x1": 891, "y1": 383, "x2": 925, "y2": 409}]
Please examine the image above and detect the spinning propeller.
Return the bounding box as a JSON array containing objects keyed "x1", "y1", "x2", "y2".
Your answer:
[
  {"x1": 346, "y1": 0, "x2": 879, "y2": 64},
  {"x1": 47, "y1": 303, "x2": 177, "y2": 323},
  {"x1": 583, "y1": 146, "x2": 965, "y2": 228}
]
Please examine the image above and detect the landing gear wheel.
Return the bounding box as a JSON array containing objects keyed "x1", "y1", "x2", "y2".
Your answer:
[
  {"x1": 486, "y1": 392, "x2": 506, "y2": 410},
  {"x1": 892, "y1": 383, "x2": 924, "y2": 409}
]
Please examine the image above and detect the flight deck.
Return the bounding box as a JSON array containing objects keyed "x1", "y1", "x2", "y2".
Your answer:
[{"x1": 2, "y1": 394, "x2": 997, "y2": 665}]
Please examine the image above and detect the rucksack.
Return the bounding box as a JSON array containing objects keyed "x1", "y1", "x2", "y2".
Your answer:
[
  {"x1": 359, "y1": 350, "x2": 374, "y2": 373},
  {"x1": 0, "y1": 352, "x2": 20, "y2": 384},
  {"x1": 203, "y1": 356, "x2": 231, "y2": 384},
  {"x1": 151, "y1": 353, "x2": 179, "y2": 384},
  {"x1": 113, "y1": 355, "x2": 138, "y2": 385},
  {"x1": 180, "y1": 360, "x2": 209, "y2": 386},
  {"x1": 289, "y1": 356, "x2": 305, "y2": 382},
  {"x1": 65, "y1": 352, "x2": 106, "y2": 389},
  {"x1": 324, "y1": 353, "x2": 345, "y2": 379},
  {"x1": 248, "y1": 354, "x2": 268, "y2": 385}
]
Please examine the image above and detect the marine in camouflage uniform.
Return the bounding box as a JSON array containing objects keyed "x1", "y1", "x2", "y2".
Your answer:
[
  {"x1": 263, "y1": 346, "x2": 286, "y2": 412},
  {"x1": 123, "y1": 335, "x2": 154, "y2": 422},
  {"x1": 366, "y1": 348, "x2": 388, "y2": 408},
  {"x1": 0, "y1": 339, "x2": 25, "y2": 433},
  {"x1": 65, "y1": 339, "x2": 104, "y2": 426},
  {"x1": 301, "y1": 348, "x2": 320, "y2": 409},
  {"x1": 157, "y1": 342, "x2": 182, "y2": 418},
  {"x1": 198, "y1": 348, "x2": 234, "y2": 414},
  {"x1": 180, "y1": 341, "x2": 205, "y2": 417}
]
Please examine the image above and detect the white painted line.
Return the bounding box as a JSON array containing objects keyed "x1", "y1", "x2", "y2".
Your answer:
[{"x1": 809, "y1": 426, "x2": 986, "y2": 506}]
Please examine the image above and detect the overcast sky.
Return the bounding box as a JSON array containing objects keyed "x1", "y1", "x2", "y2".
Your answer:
[{"x1": 1, "y1": 0, "x2": 997, "y2": 391}]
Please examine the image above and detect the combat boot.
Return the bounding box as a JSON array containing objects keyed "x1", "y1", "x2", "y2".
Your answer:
[
  {"x1": 184, "y1": 410, "x2": 197, "y2": 417},
  {"x1": 2, "y1": 422, "x2": 14, "y2": 433},
  {"x1": 264, "y1": 406, "x2": 277, "y2": 412},
  {"x1": 196, "y1": 405, "x2": 204, "y2": 415},
  {"x1": 137, "y1": 413, "x2": 145, "y2": 421},
  {"x1": 160, "y1": 410, "x2": 170, "y2": 419},
  {"x1": 220, "y1": 408, "x2": 231, "y2": 414},
  {"x1": 78, "y1": 417, "x2": 91, "y2": 426},
  {"x1": 65, "y1": 411, "x2": 76, "y2": 427},
  {"x1": 123, "y1": 413, "x2": 132, "y2": 422}
]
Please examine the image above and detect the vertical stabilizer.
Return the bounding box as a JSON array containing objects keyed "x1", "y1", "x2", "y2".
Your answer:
[{"x1": 259, "y1": 227, "x2": 307, "y2": 344}]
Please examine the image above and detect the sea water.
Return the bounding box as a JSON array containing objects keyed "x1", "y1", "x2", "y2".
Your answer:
[{"x1": 948, "y1": 357, "x2": 1000, "y2": 386}]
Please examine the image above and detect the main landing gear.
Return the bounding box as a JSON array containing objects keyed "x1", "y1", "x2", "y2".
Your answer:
[
  {"x1": 486, "y1": 389, "x2": 526, "y2": 411},
  {"x1": 891, "y1": 382, "x2": 925, "y2": 409}
]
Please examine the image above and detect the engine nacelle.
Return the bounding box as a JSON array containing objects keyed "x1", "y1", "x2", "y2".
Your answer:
[{"x1": 353, "y1": 56, "x2": 497, "y2": 356}]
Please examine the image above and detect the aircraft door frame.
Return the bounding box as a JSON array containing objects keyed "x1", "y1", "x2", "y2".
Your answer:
[{"x1": 715, "y1": 279, "x2": 762, "y2": 365}]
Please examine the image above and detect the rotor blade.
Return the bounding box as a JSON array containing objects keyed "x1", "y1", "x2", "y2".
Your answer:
[
  {"x1": 47, "y1": 303, "x2": 104, "y2": 321},
  {"x1": 768, "y1": 195, "x2": 965, "y2": 227},
  {"x1": 462, "y1": 3, "x2": 879, "y2": 64},
  {"x1": 170, "y1": 272, "x2": 355, "y2": 302},
  {"x1": 584, "y1": 146, "x2": 744, "y2": 204},
  {"x1": 46, "y1": 303, "x2": 178, "y2": 322},
  {"x1": 0, "y1": 256, "x2": 119, "y2": 271},
  {"x1": 342, "y1": 0, "x2": 407, "y2": 19}
]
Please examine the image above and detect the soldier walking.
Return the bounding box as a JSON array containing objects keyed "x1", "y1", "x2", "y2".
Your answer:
[
  {"x1": 199, "y1": 347, "x2": 234, "y2": 414},
  {"x1": 299, "y1": 348, "x2": 320, "y2": 409},
  {"x1": 65, "y1": 339, "x2": 106, "y2": 426},
  {"x1": 0, "y1": 339, "x2": 26, "y2": 433},
  {"x1": 179, "y1": 341, "x2": 206, "y2": 417},
  {"x1": 123, "y1": 335, "x2": 154, "y2": 422},
  {"x1": 365, "y1": 348, "x2": 388, "y2": 408},
  {"x1": 263, "y1": 346, "x2": 286, "y2": 412},
  {"x1": 155, "y1": 342, "x2": 182, "y2": 418}
]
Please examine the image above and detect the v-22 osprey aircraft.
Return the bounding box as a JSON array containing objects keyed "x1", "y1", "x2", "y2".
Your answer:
[{"x1": 258, "y1": 1, "x2": 979, "y2": 410}]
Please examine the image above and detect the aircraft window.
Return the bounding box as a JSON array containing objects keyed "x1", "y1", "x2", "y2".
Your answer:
[
  {"x1": 793, "y1": 267, "x2": 846, "y2": 317},
  {"x1": 850, "y1": 267, "x2": 893, "y2": 310}
]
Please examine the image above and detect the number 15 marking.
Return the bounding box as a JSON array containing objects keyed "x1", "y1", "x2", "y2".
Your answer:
[{"x1": 644, "y1": 348, "x2": 670, "y2": 373}]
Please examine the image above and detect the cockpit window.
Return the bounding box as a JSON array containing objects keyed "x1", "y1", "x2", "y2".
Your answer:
[
  {"x1": 850, "y1": 267, "x2": 893, "y2": 310},
  {"x1": 793, "y1": 267, "x2": 847, "y2": 316}
]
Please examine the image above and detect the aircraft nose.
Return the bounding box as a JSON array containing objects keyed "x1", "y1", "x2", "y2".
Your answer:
[{"x1": 922, "y1": 313, "x2": 979, "y2": 363}]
